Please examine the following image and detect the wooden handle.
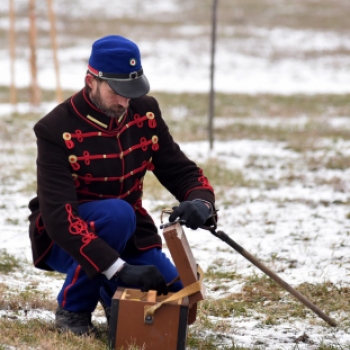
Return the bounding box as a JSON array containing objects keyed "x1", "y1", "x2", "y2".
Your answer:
[{"x1": 213, "y1": 230, "x2": 338, "y2": 327}]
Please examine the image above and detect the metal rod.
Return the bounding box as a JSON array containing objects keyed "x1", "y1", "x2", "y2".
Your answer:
[
  {"x1": 211, "y1": 229, "x2": 337, "y2": 327},
  {"x1": 208, "y1": 0, "x2": 218, "y2": 150}
]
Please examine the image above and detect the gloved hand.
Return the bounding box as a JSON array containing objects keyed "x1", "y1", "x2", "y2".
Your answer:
[
  {"x1": 169, "y1": 200, "x2": 210, "y2": 230},
  {"x1": 115, "y1": 263, "x2": 168, "y2": 295}
]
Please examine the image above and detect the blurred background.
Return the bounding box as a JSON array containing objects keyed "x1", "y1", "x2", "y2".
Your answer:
[
  {"x1": 1, "y1": 1, "x2": 350, "y2": 348},
  {"x1": 1, "y1": 0, "x2": 350, "y2": 102}
]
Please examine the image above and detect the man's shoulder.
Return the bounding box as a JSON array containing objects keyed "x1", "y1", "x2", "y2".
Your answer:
[
  {"x1": 129, "y1": 95, "x2": 159, "y2": 110},
  {"x1": 33, "y1": 97, "x2": 76, "y2": 139},
  {"x1": 35, "y1": 98, "x2": 73, "y2": 129}
]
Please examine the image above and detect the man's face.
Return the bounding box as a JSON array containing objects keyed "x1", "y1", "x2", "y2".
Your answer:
[{"x1": 88, "y1": 77, "x2": 130, "y2": 119}]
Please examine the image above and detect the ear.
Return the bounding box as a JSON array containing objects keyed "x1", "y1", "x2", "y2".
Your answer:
[{"x1": 85, "y1": 74, "x2": 95, "y2": 88}]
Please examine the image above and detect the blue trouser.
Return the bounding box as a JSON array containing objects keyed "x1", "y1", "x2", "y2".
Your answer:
[{"x1": 45, "y1": 199, "x2": 182, "y2": 312}]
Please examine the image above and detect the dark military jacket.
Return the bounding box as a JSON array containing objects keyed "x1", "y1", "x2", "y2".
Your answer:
[{"x1": 28, "y1": 88, "x2": 215, "y2": 279}]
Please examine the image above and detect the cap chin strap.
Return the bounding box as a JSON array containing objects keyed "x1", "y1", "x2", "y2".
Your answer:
[{"x1": 88, "y1": 65, "x2": 143, "y2": 81}]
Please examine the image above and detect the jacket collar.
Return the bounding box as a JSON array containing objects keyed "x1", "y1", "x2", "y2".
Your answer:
[{"x1": 70, "y1": 88, "x2": 127, "y2": 132}]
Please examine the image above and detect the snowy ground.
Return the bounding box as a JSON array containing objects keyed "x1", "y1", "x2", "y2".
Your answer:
[
  {"x1": 1, "y1": 106, "x2": 350, "y2": 348},
  {"x1": 0, "y1": 0, "x2": 350, "y2": 348}
]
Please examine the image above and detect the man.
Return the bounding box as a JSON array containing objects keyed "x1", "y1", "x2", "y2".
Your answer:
[{"x1": 28, "y1": 35, "x2": 215, "y2": 335}]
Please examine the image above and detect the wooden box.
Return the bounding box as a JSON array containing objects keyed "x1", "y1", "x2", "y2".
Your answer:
[
  {"x1": 108, "y1": 288, "x2": 189, "y2": 350},
  {"x1": 108, "y1": 222, "x2": 204, "y2": 350}
]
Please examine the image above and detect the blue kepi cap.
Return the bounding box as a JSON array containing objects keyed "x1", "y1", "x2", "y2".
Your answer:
[{"x1": 88, "y1": 35, "x2": 150, "y2": 98}]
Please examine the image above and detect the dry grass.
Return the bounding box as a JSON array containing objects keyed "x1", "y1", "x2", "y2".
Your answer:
[
  {"x1": 0, "y1": 0, "x2": 350, "y2": 347},
  {"x1": 0, "y1": 319, "x2": 109, "y2": 350},
  {"x1": 200, "y1": 270, "x2": 350, "y2": 337},
  {"x1": 1, "y1": 116, "x2": 350, "y2": 346},
  {"x1": 2, "y1": 258, "x2": 349, "y2": 349}
]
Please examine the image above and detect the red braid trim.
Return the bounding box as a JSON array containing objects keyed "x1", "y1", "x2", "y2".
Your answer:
[
  {"x1": 34, "y1": 241, "x2": 54, "y2": 267},
  {"x1": 137, "y1": 244, "x2": 162, "y2": 251},
  {"x1": 68, "y1": 136, "x2": 157, "y2": 163},
  {"x1": 62, "y1": 265, "x2": 81, "y2": 308},
  {"x1": 77, "y1": 160, "x2": 151, "y2": 184},
  {"x1": 65, "y1": 204, "x2": 100, "y2": 272},
  {"x1": 35, "y1": 214, "x2": 45, "y2": 234},
  {"x1": 185, "y1": 186, "x2": 214, "y2": 199},
  {"x1": 76, "y1": 177, "x2": 141, "y2": 199},
  {"x1": 133, "y1": 198, "x2": 147, "y2": 215}
]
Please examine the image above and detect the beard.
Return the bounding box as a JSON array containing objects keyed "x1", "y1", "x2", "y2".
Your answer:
[{"x1": 89, "y1": 85, "x2": 127, "y2": 119}]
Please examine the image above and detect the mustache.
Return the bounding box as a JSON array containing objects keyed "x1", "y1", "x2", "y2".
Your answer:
[
  {"x1": 103, "y1": 105, "x2": 127, "y2": 119},
  {"x1": 89, "y1": 91, "x2": 128, "y2": 119}
]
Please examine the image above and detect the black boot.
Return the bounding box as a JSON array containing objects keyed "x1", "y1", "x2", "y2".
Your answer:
[{"x1": 55, "y1": 306, "x2": 96, "y2": 336}]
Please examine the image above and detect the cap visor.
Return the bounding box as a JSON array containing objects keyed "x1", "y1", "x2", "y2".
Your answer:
[{"x1": 107, "y1": 75, "x2": 150, "y2": 99}]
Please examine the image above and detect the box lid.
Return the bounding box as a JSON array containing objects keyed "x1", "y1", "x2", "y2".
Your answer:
[{"x1": 162, "y1": 222, "x2": 205, "y2": 304}]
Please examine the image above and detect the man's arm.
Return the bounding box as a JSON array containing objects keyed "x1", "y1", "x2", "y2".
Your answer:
[
  {"x1": 35, "y1": 122, "x2": 120, "y2": 279},
  {"x1": 145, "y1": 97, "x2": 216, "y2": 229}
]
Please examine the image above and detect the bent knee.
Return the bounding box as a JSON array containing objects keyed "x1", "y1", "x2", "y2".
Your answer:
[{"x1": 105, "y1": 199, "x2": 136, "y2": 234}]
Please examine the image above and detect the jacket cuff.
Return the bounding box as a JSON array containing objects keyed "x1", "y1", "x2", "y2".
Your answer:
[{"x1": 102, "y1": 258, "x2": 126, "y2": 280}]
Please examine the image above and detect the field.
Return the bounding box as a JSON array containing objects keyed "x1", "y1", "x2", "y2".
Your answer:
[{"x1": 1, "y1": 0, "x2": 350, "y2": 349}]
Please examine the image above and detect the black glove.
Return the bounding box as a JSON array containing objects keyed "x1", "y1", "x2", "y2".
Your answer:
[
  {"x1": 169, "y1": 200, "x2": 210, "y2": 230},
  {"x1": 115, "y1": 264, "x2": 168, "y2": 295}
]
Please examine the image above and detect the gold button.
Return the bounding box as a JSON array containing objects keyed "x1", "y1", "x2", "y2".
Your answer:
[
  {"x1": 69, "y1": 155, "x2": 77, "y2": 163},
  {"x1": 71, "y1": 173, "x2": 78, "y2": 180},
  {"x1": 152, "y1": 135, "x2": 158, "y2": 144},
  {"x1": 63, "y1": 132, "x2": 71, "y2": 140},
  {"x1": 146, "y1": 112, "x2": 155, "y2": 120}
]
